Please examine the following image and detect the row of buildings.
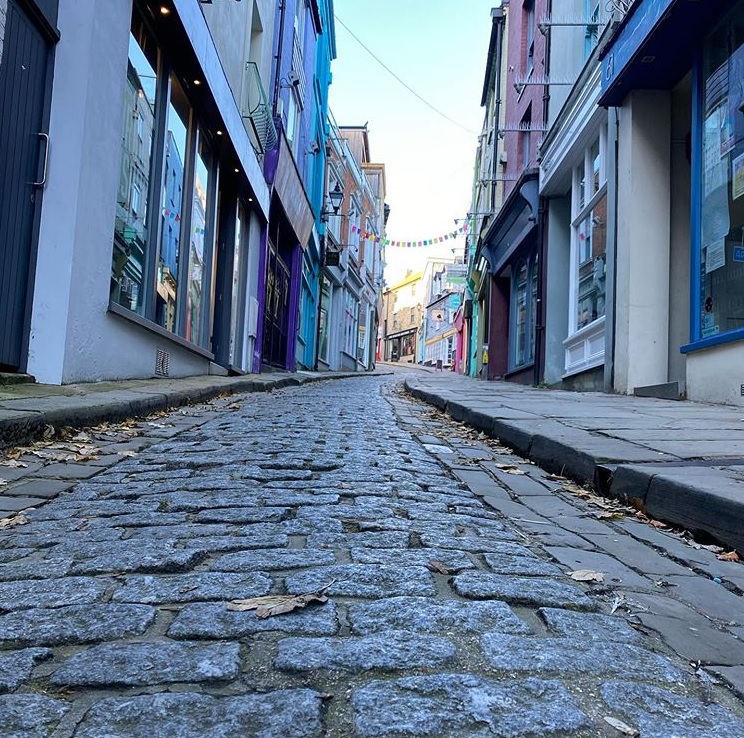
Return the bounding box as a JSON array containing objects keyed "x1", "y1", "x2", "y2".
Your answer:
[
  {"x1": 458, "y1": 0, "x2": 744, "y2": 406},
  {"x1": 0, "y1": 0, "x2": 386, "y2": 384}
]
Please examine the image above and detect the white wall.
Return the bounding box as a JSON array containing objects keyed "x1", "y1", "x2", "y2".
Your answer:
[
  {"x1": 687, "y1": 342, "x2": 744, "y2": 406},
  {"x1": 614, "y1": 90, "x2": 671, "y2": 393},
  {"x1": 544, "y1": 196, "x2": 571, "y2": 384}
]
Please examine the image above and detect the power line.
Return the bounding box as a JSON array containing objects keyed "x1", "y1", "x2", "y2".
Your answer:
[{"x1": 334, "y1": 15, "x2": 478, "y2": 136}]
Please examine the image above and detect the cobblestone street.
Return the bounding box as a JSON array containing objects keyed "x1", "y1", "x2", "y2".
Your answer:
[{"x1": 1, "y1": 373, "x2": 744, "y2": 737}]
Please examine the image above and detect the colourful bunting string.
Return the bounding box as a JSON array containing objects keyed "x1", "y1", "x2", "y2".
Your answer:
[
  {"x1": 163, "y1": 208, "x2": 181, "y2": 222},
  {"x1": 348, "y1": 222, "x2": 469, "y2": 248}
]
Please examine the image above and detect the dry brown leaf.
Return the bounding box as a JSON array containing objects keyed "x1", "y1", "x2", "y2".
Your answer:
[
  {"x1": 427, "y1": 560, "x2": 451, "y2": 575},
  {"x1": 0, "y1": 459, "x2": 27, "y2": 468},
  {"x1": 545, "y1": 473, "x2": 567, "y2": 481},
  {"x1": 603, "y1": 716, "x2": 639, "y2": 736},
  {"x1": 568, "y1": 569, "x2": 605, "y2": 583},
  {"x1": 228, "y1": 580, "x2": 336, "y2": 619},
  {"x1": 0, "y1": 479, "x2": 8, "y2": 488},
  {"x1": 0, "y1": 513, "x2": 29, "y2": 528},
  {"x1": 716, "y1": 550, "x2": 740, "y2": 562},
  {"x1": 118, "y1": 450, "x2": 138, "y2": 458},
  {"x1": 226, "y1": 403, "x2": 242, "y2": 410},
  {"x1": 596, "y1": 511, "x2": 625, "y2": 520},
  {"x1": 648, "y1": 519, "x2": 669, "y2": 529}
]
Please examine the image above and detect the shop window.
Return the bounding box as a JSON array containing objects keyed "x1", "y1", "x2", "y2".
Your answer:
[
  {"x1": 318, "y1": 282, "x2": 331, "y2": 362},
  {"x1": 111, "y1": 7, "x2": 222, "y2": 352},
  {"x1": 111, "y1": 24, "x2": 158, "y2": 314},
  {"x1": 697, "y1": 5, "x2": 744, "y2": 340},
  {"x1": 514, "y1": 261, "x2": 529, "y2": 367}
]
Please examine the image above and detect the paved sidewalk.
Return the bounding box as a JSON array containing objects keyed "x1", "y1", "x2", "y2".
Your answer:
[
  {"x1": 0, "y1": 370, "x2": 373, "y2": 450},
  {"x1": 405, "y1": 373, "x2": 744, "y2": 552}
]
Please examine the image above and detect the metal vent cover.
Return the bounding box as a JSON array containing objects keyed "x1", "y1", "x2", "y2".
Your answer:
[{"x1": 155, "y1": 348, "x2": 170, "y2": 377}]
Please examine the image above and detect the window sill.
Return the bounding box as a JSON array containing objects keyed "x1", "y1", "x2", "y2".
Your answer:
[
  {"x1": 681, "y1": 328, "x2": 744, "y2": 354},
  {"x1": 108, "y1": 301, "x2": 215, "y2": 361}
]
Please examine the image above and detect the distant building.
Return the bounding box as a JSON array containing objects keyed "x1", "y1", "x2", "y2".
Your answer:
[{"x1": 381, "y1": 272, "x2": 423, "y2": 364}]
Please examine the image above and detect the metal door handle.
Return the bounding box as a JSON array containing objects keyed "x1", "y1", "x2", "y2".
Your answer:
[{"x1": 33, "y1": 132, "x2": 49, "y2": 188}]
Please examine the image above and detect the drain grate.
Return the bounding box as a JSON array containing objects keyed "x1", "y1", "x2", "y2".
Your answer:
[{"x1": 155, "y1": 348, "x2": 170, "y2": 377}]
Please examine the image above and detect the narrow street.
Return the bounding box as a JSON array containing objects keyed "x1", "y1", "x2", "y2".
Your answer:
[{"x1": 1, "y1": 372, "x2": 744, "y2": 737}]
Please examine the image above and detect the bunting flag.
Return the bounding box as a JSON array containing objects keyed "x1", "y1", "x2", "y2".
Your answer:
[
  {"x1": 163, "y1": 208, "x2": 181, "y2": 222},
  {"x1": 349, "y1": 222, "x2": 469, "y2": 248}
]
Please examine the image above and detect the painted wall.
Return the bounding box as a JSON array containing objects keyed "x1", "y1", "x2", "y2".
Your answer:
[
  {"x1": 687, "y1": 342, "x2": 744, "y2": 406},
  {"x1": 614, "y1": 90, "x2": 671, "y2": 394},
  {"x1": 0, "y1": 0, "x2": 7, "y2": 66}
]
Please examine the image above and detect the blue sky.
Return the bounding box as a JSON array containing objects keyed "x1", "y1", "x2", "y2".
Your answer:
[{"x1": 328, "y1": 1, "x2": 498, "y2": 285}]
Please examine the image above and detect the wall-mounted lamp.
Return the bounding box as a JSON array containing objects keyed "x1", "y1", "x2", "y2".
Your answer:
[{"x1": 320, "y1": 182, "x2": 344, "y2": 221}]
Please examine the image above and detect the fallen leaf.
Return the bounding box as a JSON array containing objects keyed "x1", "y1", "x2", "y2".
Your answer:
[
  {"x1": 545, "y1": 473, "x2": 567, "y2": 481},
  {"x1": 118, "y1": 450, "x2": 138, "y2": 458},
  {"x1": 716, "y1": 550, "x2": 740, "y2": 562},
  {"x1": 427, "y1": 560, "x2": 451, "y2": 575},
  {"x1": 0, "y1": 459, "x2": 27, "y2": 468},
  {"x1": 603, "y1": 716, "x2": 639, "y2": 736},
  {"x1": 226, "y1": 403, "x2": 242, "y2": 410},
  {"x1": 596, "y1": 511, "x2": 625, "y2": 520},
  {"x1": 0, "y1": 479, "x2": 7, "y2": 488},
  {"x1": 610, "y1": 594, "x2": 626, "y2": 614},
  {"x1": 648, "y1": 519, "x2": 669, "y2": 529},
  {"x1": 0, "y1": 513, "x2": 29, "y2": 528},
  {"x1": 228, "y1": 580, "x2": 336, "y2": 618},
  {"x1": 568, "y1": 569, "x2": 605, "y2": 583},
  {"x1": 42, "y1": 424, "x2": 55, "y2": 439}
]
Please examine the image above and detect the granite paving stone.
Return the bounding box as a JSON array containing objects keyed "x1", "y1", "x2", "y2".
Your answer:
[
  {"x1": 482, "y1": 552, "x2": 564, "y2": 577},
  {"x1": 0, "y1": 693, "x2": 69, "y2": 738},
  {"x1": 419, "y1": 532, "x2": 525, "y2": 553},
  {"x1": 0, "y1": 549, "x2": 34, "y2": 564},
  {"x1": 0, "y1": 557, "x2": 72, "y2": 581},
  {"x1": 352, "y1": 675, "x2": 589, "y2": 737},
  {"x1": 51, "y1": 641, "x2": 241, "y2": 686},
  {"x1": 274, "y1": 631, "x2": 456, "y2": 672},
  {"x1": 481, "y1": 632, "x2": 684, "y2": 681},
  {"x1": 66, "y1": 541, "x2": 206, "y2": 575},
  {"x1": 285, "y1": 564, "x2": 437, "y2": 598},
  {"x1": 0, "y1": 575, "x2": 114, "y2": 610},
  {"x1": 348, "y1": 596, "x2": 531, "y2": 636},
  {"x1": 0, "y1": 648, "x2": 52, "y2": 692},
  {"x1": 111, "y1": 571, "x2": 273, "y2": 604},
  {"x1": 452, "y1": 572, "x2": 598, "y2": 610},
  {"x1": 0, "y1": 603, "x2": 155, "y2": 646},
  {"x1": 211, "y1": 548, "x2": 337, "y2": 572},
  {"x1": 537, "y1": 608, "x2": 643, "y2": 643},
  {"x1": 194, "y1": 506, "x2": 290, "y2": 524},
  {"x1": 350, "y1": 547, "x2": 475, "y2": 570},
  {"x1": 73, "y1": 690, "x2": 324, "y2": 738},
  {"x1": 601, "y1": 681, "x2": 744, "y2": 737},
  {"x1": 167, "y1": 600, "x2": 339, "y2": 638},
  {"x1": 305, "y1": 530, "x2": 411, "y2": 549}
]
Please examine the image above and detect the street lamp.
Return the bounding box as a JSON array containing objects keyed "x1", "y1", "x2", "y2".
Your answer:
[{"x1": 321, "y1": 182, "x2": 344, "y2": 221}]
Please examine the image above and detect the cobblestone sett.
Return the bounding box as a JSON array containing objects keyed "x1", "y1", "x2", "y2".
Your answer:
[
  {"x1": 66, "y1": 541, "x2": 206, "y2": 575},
  {"x1": 0, "y1": 576, "x2": 114, "y2": 610},
  {"x1": 255, "y1": 492, "x2": 340, "y2": 507},
  {"x1": 285, "y1": 565, "x2": 437, "y2": 598},
  {"x1": 194, "y1": 507, "x2": 290, "y2": 524},
  {"x1": 452, "y1": 572, "x2": 597, "y2": 610},
  {"x1": 24, "y1": 500, "x2": 161, "y2": 520},
  {"x1": 51, "y1": 641, "x2": 241, "y2": 686},
  {"x1": 350, "y1": 547, "x2": 475, "y2": 571},
  {"x1": 184, "y1": 533, "x2": 289, "y2": 553},
  {"x1": 296, "y1": 503, "x2": 397, "y2": 521},
  {"x1": 0, "y1": 557, "x2": 72, "y2": 582},
  {"x1": 0, "y1": 693, "x2": 69, "y2": 738},
  {"x1": 602, "y1": 681, "x2": 744, "y2": 737},
  {"x1": 124, "y1": 523, "x2": 233, "y2": 538},
  {"x1": 274, "y1": 631, "x2": 456, "y2": 672},
  {"x1": 352, "y1": 674, "x2": 589, "y2": 737},
  {"x1": 73, "y1": 689, "x2": 324, "y2": 738},
  {"x1": 0, "y1": 648, "x2": 52, "y2": 692},
  {"x1": 306, "y1": 531, "x2": 411, "y2": 549},
  {"x1": 538, "y1": 607, "x2": 643, "y2": 643},
  {"x1": 83, "y1": 512, "x2": 190, "y2": 528},
  {"x1": 3, "y1": 527, "x2": 124, "y2": 549},
  {"x1": 481, "y1": 633, "x2": 685, "y2": 682},
  {"x1": 111, "y1": 572, "x2": 273, "y2": 604},
  {"x1": 419, "y1": 532, "x2": 523, "y2": 552},
  {"x1": 211, "y1": 548, "x2": 337, "y2": 572},
  {"x1": 0, "y1": 549, "x2": 34, "y2": 564},
  {"x1": 482, "y1": 552, "x2": 564, "y2": 577},
  {"x1": 280, "y1": 516, "x2": 345, "y2": 536},
  {"x1": 0, "y1": 603, "x2": 155, "y2": 646},
  {"x1": 348, "y1": 596, "x2": 531, "y2": 636},
  {"x1": 167, "y1": 601, "x2": 339, "y2": 638}
]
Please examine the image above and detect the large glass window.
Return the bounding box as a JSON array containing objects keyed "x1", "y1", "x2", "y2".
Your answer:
[
  {"x1": 699, "y1": 5, "x2": 744, "y2": 338},
  {"x1": 111, "y1": 24, "x2": 158, "y2": 313},
  {"x1": 156, "y1": 75, "x2": 190, "y2": 332},
  {"x1": 571, "y1": 134, "x2": 607, "y2": 332}
]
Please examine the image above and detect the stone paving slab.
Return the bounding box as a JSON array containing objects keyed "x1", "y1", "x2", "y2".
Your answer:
[
  {"x1": 351, "y1": 675, "x2": 589, "y2": 737},
  {"x1": 0, "y1": 693, "x2": 69, "y2": 738},
  {"x1": 72, "y1": 690, "x2": 324, "y2": 738},
  {"x1": 451, "y1": 571, "x2": 597, "y2": 610},
  {"x1": 275, "y1": 632, "x2": 457, "y2": 672},
  {"x1": 0, "y1": 648, "x2": 52, "y2": 692},
  {"x1": 348, "y1": 596, "x2": 532, "y2": 636},
  {"x1": 0, "y1": 575, "x2": 114, "y2": 610},
  {"x1": 50, "y1": 641, "x2": 241, "y2": 686},
  {"x1": 0, "y1": 603, "x2": 155, "y2": 646},
  {"x1": 167, "y1": 601, "x2": 340, "y2": 638}
]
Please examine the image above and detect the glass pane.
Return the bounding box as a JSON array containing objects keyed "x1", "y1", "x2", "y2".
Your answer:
[
  {"x1": 157, "y1": 75, "x2": 189, "y2": 332},
  {"x1": 186, "y1": 132, "x2": 212, "y2": 345},
  {"x1": 576, "y1": 164, "x2": 585, "y2": 211},
  {"x1": 699, "y1": 6, "x2": 744, "y2": 338},
  {"x1": 515, "y1": 263, "x2": 528, "y2": 366},
  {"x1": 229, "y1": 204, "x2": 246, "y2": 366},
  {"x1": 591, "y1": 139, "x2": 601, "y2": 195},
  {"x1": 111, "y1": 29, "x2": 158, "y2": 313},
  {"x1": 576, "y1": 193, "x2": 607, "y2": 329}
]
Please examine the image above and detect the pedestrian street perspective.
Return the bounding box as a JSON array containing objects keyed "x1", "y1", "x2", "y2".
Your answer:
[{"x1": 2, "y1": 368, "x2": 744, "y2": 736}]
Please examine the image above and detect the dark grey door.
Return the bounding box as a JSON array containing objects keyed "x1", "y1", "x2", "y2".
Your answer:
[{"x1": 0, "y1": 0, "x2": 53, "y2": 370}]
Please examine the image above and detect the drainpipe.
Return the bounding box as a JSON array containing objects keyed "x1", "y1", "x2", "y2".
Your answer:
[
  {"x1": 490, "y1": 7, "x2": 506, "y2": 212},
  {"x1": 272, "y1": 0, "x2": 287, "y2": 115}
]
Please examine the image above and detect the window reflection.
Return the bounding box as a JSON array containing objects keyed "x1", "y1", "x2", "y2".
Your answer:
[
  {"x1": 186, "y1": 132, "x2": 212, "y2": 345},
  {"x1": 576, "y1": 194, "x2": 607, "y2": 329},
  {"x1": 111, "y1": 28, "x2": 157, "y2": 313}
]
